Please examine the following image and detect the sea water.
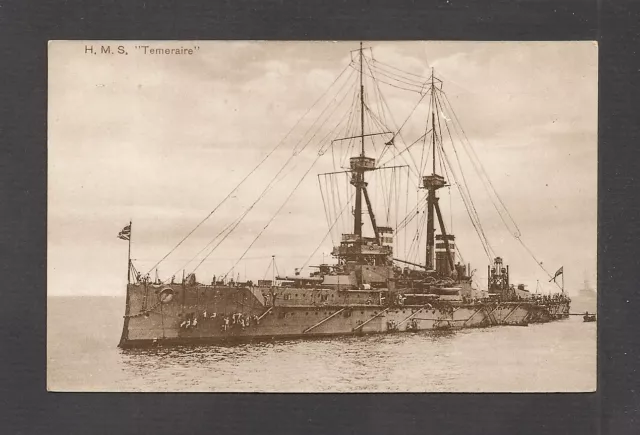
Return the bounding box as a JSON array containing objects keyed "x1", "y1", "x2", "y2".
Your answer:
[{"x1": 47, "y1": 296, "x2": 596, "y2": 392}]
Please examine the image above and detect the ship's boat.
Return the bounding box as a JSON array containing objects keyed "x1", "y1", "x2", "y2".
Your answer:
[{"x1": 117, "y1": 43, "x2": 571, "y2": 348}]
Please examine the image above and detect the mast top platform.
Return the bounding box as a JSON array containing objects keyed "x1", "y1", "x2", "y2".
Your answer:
[
  {"x1": 421, "y1": 174, "x2": 446, "y2": 190},
  {"x1": 350, "y1": 156, "x2": 376, "y2": 171}
]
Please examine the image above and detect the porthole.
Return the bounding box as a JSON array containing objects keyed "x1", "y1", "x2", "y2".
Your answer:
[{"x1": 158, "y1": 288, "x2": 175, "y2": 304}]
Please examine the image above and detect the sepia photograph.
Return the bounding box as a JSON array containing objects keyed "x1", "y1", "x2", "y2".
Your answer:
[{"x1": 48, "y1": 40, "x2": 597, "y2": 392}]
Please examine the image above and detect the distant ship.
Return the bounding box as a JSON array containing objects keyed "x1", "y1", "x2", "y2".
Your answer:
[
  {"x1": 579, "y1": 277, "x2": 597, "y2": 301},
  {"x1": 118, "y1": 43, "x2": 570, "y2": 348},
  {"x1": 573, "y1": 276, "x2": 597, "y2": 315}
]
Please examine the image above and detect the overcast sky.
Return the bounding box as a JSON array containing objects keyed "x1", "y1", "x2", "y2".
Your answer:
[{"x1": 48, "y1": 41, "x2": 597, "y2": 297}]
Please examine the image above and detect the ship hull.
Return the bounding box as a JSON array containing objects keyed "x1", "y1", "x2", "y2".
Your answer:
[{"x1": 118, "y1": 283, "x2": 570, "y2": 348}]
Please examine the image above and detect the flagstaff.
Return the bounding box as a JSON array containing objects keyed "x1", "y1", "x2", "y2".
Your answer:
[
  {"x1": 127, "y1": 220, "x2": 132, "y2": 284},
  {"x1": 118, "y1": 221, "x2": 132, "y2": 284}
]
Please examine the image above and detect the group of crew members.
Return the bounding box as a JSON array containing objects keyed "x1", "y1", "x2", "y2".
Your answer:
[
  {"x1": 179, "y1": 311, "x2": 260, "y2": 331},
  {"x1": 534, "y1": 293, "x2": 571, "y2": 302},
  {"x1": 456, "y1": 293, "x2": 569, "y2": 305}
]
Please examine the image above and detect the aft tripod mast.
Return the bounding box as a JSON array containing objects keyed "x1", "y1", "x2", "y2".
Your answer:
[{"x1": 421, "y1": 69, "x2": 454, "y2": 274}]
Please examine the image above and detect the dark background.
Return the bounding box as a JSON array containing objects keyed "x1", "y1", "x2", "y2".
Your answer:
[{"x1": 1, "y1": 0, "x2": 638, "y2": 434}]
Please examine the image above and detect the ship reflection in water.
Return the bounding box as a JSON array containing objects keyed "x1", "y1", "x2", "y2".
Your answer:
[{"x1": 47, "y1": 297, "x2": 595, "y2": 392}]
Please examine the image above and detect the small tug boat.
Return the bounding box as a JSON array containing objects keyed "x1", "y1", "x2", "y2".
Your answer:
[{"x1": 583, "y1": 312, "x2": 596, "y2": 322}]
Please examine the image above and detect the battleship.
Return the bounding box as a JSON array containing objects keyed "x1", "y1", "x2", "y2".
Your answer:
[{"x1": 118, "y1": 43, "x2": 570, "y2": 348}]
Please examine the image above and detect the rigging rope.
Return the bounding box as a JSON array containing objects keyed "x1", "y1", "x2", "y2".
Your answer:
[
  {"x1": 433, "y1": 85, "x2": 562, "y2": 289},
  {"x1": 366, "y1": 58, "x2": 390, "y2": 132},
  {"x1": 365, "y1": 66, "x2": 429, "y2": 97},
  {"x1": 433, "y1": 91, "x2": 494, "y2": 260},
  {"x1": 219, "y1": 95, "x2": 355, "y2": 280},
  {"x1": 184, "y1": 70, "x2": 358, "y2": 276},
  {"x1": 370, "y1": 57, "x2": 431, "y2": 81},
  {"x1": 318, "y1": 175, "x2": 335, "y2": 243},
  {"x1": 419, "y1": 93, "x2": 434, "y2": 176},
  {"x1": 349, "y1": 61, "x2": 425, "y2": 94},
  {"x1": 364, "y1": 64, "x2": 426, "y2": 93},
  {"x1": 262, "y1": 261, "x2": 273, "y2": 282},
  {"x1": 144, "y1": 63, "x2": 354, "y2": 275},
  {"x1": 439, "y1": 89, "x2": 522, "y2": 238},
  {"x1": 299, "y1": 191, "x2": 355, "y2": 271},
  {"x1": 364, "y1": 60, "x2": 422, "y2": 183}
]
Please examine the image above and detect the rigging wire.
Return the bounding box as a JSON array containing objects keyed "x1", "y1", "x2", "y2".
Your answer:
[
  {"x1": 364, "y1": 64, "x2": 427, "y2": 91},
  {"x1": 432, "y1": 88, "x2": 494, "y2": 259},
  {"x1": 439, "y1": 89, "x2": 521, "y2": 238},
  {"x1": 338, "y1": 85, "x2": 361, "y2": 168},
  {"x1": 395, "y1": 192, "x2": 428, "y2": 234},
  {"x1": 365, "y1": 103, "x2": 420, "y2": 180},
  {"x1": 299, "y1": 191, "x2": 355, "y2": 271},
  {"x1": 378, "y1": 128, "x2": 432, "y2": 168},
  {"x1": 144, "y1": 63, "x2": 355, "y2": 276},
  {"x1": 262, "y1": 260, "x2": 273, "y2": 282},
  {"x1": 188, "y1": 72, "x2": 359, "y2": 276},
  {"x1": 222, "y1": 144, "x2": 332, "y2": 280},
  {"x1": 164, "y1": 213, "x2": 243, "y2": 283},
  {"x1": 349, "y1": 61, "x2": 425, "y2": 94},
  {"x1": 366, "y1": 55, "x2": 432, "y2": 90},
  {"x1": 379, "y1": 168, "x2": 390, "y2": 222},
  {"x1": 318, "y1": 175, "x2": 334, "y2": 244},
  {"x1": 219, "y1": 96, "x2": 354, "y2": 280},
  {"x1": 331, "y1": 173, "x2": 345, "y2": 234},
  {"x1": 403, "y1": 166, "x2": 409, "y2": 259},
  {"x1": 366, "y1": 59, "x2": 396, "y2": 171},
  {"x1": 407, "y1": 202, "x2": 428, "y2": 265},
  {"x1": 365, "y1": 55, "x2": 390, "y2": 131},
  {"x1": 419, "y1": 91, "x2": 434, "y2": 176},
  {"x1": 370, "y1": 57, "x2": 431, "y2": 81},
  {"x1": 437, "y1": 89, "x2": 563, "y2": 288},
  {"x1": 170, "y1": 71, "x2": 357, "y2": 279},
  {"x1": 364, "y1": 60, "x2": 422, "y2": 184},
  {"x1": 274, "y1": 259, "x2": 280, "y2": 277}
]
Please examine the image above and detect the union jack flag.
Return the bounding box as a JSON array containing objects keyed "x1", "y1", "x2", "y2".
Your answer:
[
  {"x1": 549, "y1": 266, "x2": 563, "y2": 282},
  {"x1": 118, "y1": 224, "x2": 131, "y2": 241}
]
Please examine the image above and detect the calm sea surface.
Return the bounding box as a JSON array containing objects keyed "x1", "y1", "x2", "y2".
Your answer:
[{"x1": 47, "y1": 296, "x2": 596, "y2": 392}]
